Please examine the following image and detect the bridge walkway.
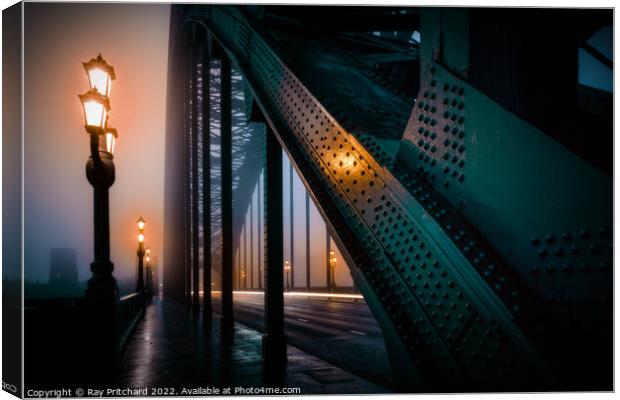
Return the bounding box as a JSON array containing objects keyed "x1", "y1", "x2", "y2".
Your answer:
[{"x1": 116, "y1": 298, "x2": 387, "y2": 395}]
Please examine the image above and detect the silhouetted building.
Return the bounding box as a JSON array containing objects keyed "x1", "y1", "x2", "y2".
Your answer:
[{"x1": 48, "y1": 248, "x2": 79, "y2": 295}]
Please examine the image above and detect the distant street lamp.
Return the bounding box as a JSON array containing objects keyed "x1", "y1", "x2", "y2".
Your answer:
[
  {"x1": 137, "y1": 216, "x2": 146, "y2": 232},
  {"x1": 240, "y1": 270, "x2": 246, "y2": 290},
  {"x1": 329, "y1": 251, "x2": 337, "y2": 293},
  {"x1": 136, "y1": 217, "x2": 146, "y2": 293},
  {"x1": 80, "y1": 54, "x2": 118, "y2": 303},
  {"x1": 284, "y1": 260, "x2": 291, "y2": 292}
]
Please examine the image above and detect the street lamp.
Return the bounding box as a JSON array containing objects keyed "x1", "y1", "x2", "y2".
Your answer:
[
  {"x1": 136, "y1": 218, "x2": 146, "y2": 293},
  {"x1": 240, "y1": 270, "x2": 246, "y2": 290},
  {"x1": 81, "y1": 54, "x2": 118, "y2": 304},
  {"x1": 329, "y1": 251, "x2": 337, "y2": 293},
  {"x1": 137, "y1": 216, "x2": 146, "y2": 232},
  {"x1": 80, "y1": 54, "x2": 118, "y2": 379},
  {"x1": 284, "y1": 260, "x2": 291, "y2": 292}
]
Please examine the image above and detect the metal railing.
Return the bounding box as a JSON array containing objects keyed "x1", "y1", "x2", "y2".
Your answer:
[{"x1": 117, "y1": 292, "x2": 145, "y2": 352}]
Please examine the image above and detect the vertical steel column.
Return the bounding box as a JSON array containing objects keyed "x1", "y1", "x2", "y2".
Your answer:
[
  {"x1": 250, "y1": 194, "x2": 254, "y2": 289},
  {"x1": 235, "y1": 237, "x2": 238, "y2": 289},
  {"x1": 289, "y1": 163, "x2": 295, "y2": 289},
  {"x1": 262, "y1": 125, "x2": 286, "y2": 368},
  {"x1": 168, "y1": 25, "x2": 184, "y2": 302},
  {"x1": 305, "y1": 191, "x2": 310, "y2": 291},
  {"x1": 183, "y1": 28, "x2": 193, "y2": 307},
  {"x1": 237, "y1": 228, "x2": 240, "y2": 289},
  {"x1": 257, "y1": 171, "x2": 262, "y2": 290},
  {"x1": 325, "y1": 230, "x2": 331, "y2": 292},
  {"x1": 243, "y1": 224, "x2": 247, "y2": 290},
  {"x1": 220, "y1": 54, "x2": 234, "y2": 334},
  {"x1": 191, "y1": 29, "x2": 200, "y2": 311},
  {"x1": 202, "y1": 48, "x2": 212, "y2": 320}
]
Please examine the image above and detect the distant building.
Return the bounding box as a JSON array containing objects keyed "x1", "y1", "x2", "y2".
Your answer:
[{"x1": 48, "y1": 248, "x2": 79, "y2": 295}]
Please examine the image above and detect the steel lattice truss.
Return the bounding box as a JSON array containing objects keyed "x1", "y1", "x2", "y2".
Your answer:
[
  {"x1": 205, "y1": 61, "x2": 264, "y2": 274},
  {"x1": 175, "y1": 5, "x2": 612, "y2": 392}
]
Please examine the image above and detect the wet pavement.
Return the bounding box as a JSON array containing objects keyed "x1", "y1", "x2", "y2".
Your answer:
[
  {"x1": 222, "y1": 291, "x2": 394, "y2": 389},
  {"x1": 116, "y1": 298, "x2": 388, "y2": 395}
]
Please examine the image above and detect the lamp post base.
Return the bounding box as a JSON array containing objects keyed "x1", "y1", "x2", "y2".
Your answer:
[
  {"x1": 85, "y1": 261, "x2": 119, "y2": 382},
  {"x1": 86, "y1": 261, "x2": 119, "y2": 301}
]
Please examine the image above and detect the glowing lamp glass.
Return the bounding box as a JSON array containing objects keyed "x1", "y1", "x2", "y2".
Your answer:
[
  {"x1": 137, "y1": 217, "x2": 146, "y2": 232},
  {"x1": 138, "y1": 233, "x2": 145, "y2": 243},
  {"x1": 88, "y1": 68, "x2": 112, "y2": 97},
  {"x1": 79, "y1": 90, "x2": 109, "y2": 132},
  {"x1": 97, "y1": 127, "x2": 118, "y2": 155},
  {"x1": 83, "y1": 54, "x2": 115, "y2": 97},
  {"x1": 105, "y1": 131, "x2": 116, "y2": 154}
]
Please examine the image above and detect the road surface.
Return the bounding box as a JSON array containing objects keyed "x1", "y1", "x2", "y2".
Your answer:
[{"x1": 213, "y1": 291, "x2": 394, "y2": 390}]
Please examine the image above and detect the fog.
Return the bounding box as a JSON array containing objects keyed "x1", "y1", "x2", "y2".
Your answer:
[
  {"x1": 22, "y1": 2, "x2": 354, "y2": 298},
  {"x1": 24, "y1": 3, "x2": 170, "y2": 294}
]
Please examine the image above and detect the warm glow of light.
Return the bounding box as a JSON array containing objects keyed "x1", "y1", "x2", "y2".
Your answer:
[
  {"x1": 215, "y1": 291, "x2": 365, "y2": 300},
  {"x1": 138, "y1": 233, "x2": 145, "y2": 243},
  {"x1": 137, "y1": 217, "x2": 146, "y2": 232},
  {"x1": 100, "y1": 127, "x2": 118, "y2": 155},
  {"x1": 88, "y1": 68, "x2": 112, "y2": 97},
  {"x1": 83, "y1": 54, "x2": 115, "y2": 97},
  {"x1": 146, "y1": 255, "x2": 150, "y2": 262},
  {"x1": 105, "y1": 132, "x2": 116, "y2": 154},
  {"x1": 146, "y1": 248, "x2": 151, "y2": 255},
  {"x1": 82, "y1": 99, "x2": 107, "y2": 129},
  {"x1": 342, "y1": 155, "x2": 355, "y2": 169}
]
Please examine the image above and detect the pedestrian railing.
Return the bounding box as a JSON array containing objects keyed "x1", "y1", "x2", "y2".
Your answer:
[{"x1": 117, "y1": 292, "x2": 145, "y2": 353}]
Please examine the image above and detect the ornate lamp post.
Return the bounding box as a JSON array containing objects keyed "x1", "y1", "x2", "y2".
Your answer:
[
  {"x1": 136, "y1": 217, "x2": 146, "y2": 293},
  {"x1": 80, "y1": 54, "x2": 118, "y2": 303},
  {"x1": 79, "y1": 54, "x2": 118, "y2": 379},
  {"x1": 284, "y1": 260, "x2": 291, "y2": 292},
  {"x1": 329, "y1": 251, "x2": 337, "y2": 293}
]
